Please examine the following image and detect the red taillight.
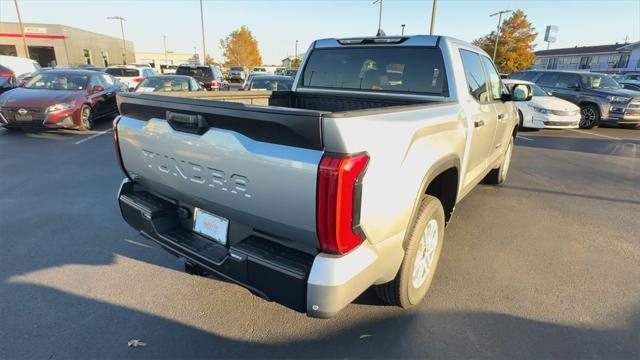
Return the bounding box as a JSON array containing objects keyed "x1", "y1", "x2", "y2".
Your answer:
[
  {"x1": 211, "y1": 80, "x2": 220, "y2": 88},
  {"x1": 317, "y1": 153, "x2": 369, "y2": 255},
  {"x1": 112, "y1": 117, "x2": 131, "y2": 180},
  {"x1": 133, "y1": 77, "x2": 144, "y2": 83},
  {"x1": 0, "y1": 72, "x2": 14, "y2": 77}
]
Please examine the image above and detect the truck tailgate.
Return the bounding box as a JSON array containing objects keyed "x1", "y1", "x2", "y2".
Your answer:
[{"x1": 115, "y1": 93, "x2": 324, "y2": 250}]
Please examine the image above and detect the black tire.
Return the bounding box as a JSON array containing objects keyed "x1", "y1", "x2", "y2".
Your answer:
[
  {"x1": 78, "y1": 105, "x2": 93, "y2": 131},
  {"x1": 518, "y1": 110, "x2": 524, "y2": 129},
  {"x1": 579, "y1": 104, "x2": 600, "y2": 129},
  {"x1": 375, "y1": 195, "x2": 445, "y2": 308},
  {"x1": 484, "y1": 136, "x2": 514, "y2": 185},
  {"x1": 619, "y1": 124, "x2": 638, "y2": 129}
]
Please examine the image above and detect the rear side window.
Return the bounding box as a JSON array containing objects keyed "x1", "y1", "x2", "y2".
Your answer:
[
  {"x1": 554, "y1": 73, "x2": 580, "y2": 88},
  {"x1": 459, "y1": 49, "x2": 490, "y2": 104},
  {"x1": 302, "y1": 47, "x2": 448, "y2": 96},
  {"x1": 106, "y1": 68, "x2": 139, "y2": 77},
  {"x1": 176, "y1": 66, "x2": 213, "y2": 79},
  {"x1": 537, "y1": 72, "x2": 560, "y2": 87}
]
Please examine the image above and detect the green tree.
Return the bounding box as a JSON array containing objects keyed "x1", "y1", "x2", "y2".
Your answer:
[
  {"x1": 473, "y1": 10, "x2": 537, "y2": 74},
  {"x1": 291, "y1": 57, "x2": 301, "y2": 68},
  {"x1": 219, "y1": 26, "x2": 262, "y2": 68}
]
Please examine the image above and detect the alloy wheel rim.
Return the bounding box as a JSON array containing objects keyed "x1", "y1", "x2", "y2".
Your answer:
[
  {"x1": 412, "y1": 219, "x2": 438, "y2": 289},
  {"x1": 503, "y1": 143, "x2": 513, "y2": 179},
  {"x1": 82, "y1": 108, "x2": 90, "y2": 128},
  {"x1": 580, "y1": 108, "x2": 595, "y2": 127}
]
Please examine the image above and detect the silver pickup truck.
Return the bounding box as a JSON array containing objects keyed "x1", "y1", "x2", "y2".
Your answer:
[{"x1": 113, "y1": 35, "x2": 531, "y2": 318}]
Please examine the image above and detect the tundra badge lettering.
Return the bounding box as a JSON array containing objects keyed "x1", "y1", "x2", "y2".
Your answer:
[{"x1": 141, "y1": 149, "x2": 251, "y2": 198}]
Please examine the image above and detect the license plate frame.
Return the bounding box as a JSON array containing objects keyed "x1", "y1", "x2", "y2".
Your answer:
[{"x1": 192, "y1": 208, "x2": 229, "y2": 245}]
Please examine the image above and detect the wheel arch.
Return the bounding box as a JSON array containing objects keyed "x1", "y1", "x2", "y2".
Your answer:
[{"x1": 408, "y1": 155, "x2": 460, "y2": 235}]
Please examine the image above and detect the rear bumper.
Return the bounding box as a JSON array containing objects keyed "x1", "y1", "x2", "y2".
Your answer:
[{"x1": 117, "y1": 179, "x2": 388, "y2": 318}]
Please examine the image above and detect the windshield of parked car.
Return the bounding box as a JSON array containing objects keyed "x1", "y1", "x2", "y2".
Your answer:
[
  {"x1": 302, "y1": 47, "x2": 448, "y2": 96},
  {"x1": 105, "y1": 68, "x2": 140, "y2": 77},
  {"x1": 580, "y1": 74, "x2": 621, "y2": 89},
  {"x1": 531, "y1": 84, "x2": 549, "y2": 96},
  {"x1": 24, "y1": 73, "x2": 89, "y2": 90},
  {"x1": 176, "y1": 67, "x2": 212, "y2": 79},
  {"x1": 250, "y1": 77, "x2": 293, "y2": 91},
  {"x1": 135, "y1": 77, "x2": 191, "y2": 92}
]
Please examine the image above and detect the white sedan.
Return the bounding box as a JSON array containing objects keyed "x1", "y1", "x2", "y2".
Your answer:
[{"x1": 504, "y1": 79, "x2": 581, "y2": 129}]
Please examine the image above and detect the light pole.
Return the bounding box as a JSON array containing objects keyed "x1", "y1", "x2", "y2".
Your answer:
[
  {"x1": 107, "y1": 16, "x2": 127, "y2": 64},
  {"x1": 162, "y1": 35, "x2": 167, "y2": 65},
  {"x1": 373, "y1": 0, "x2": 383, "y2": 35},
  {"x1": 429, "y1": 0, "x2": 437, "y2": 35},
  {"x1": 62, "y1": 28, "x2": 70, "y2": 66},
  {"x1": 401, "y1": 24, "x2": 405, "y2": 36},
  {"x1": 295, "y1": 40, "x2": 298, "y2": 59},
  {"x1": 199, "y1": 0, "x2": 206, "y2": 64},
  {"x1": 13, "y1": 0, "x2": 29, "y2": 58},
  {"x1": 490, "y1": 10, "x2": 511, "y2": 61}
]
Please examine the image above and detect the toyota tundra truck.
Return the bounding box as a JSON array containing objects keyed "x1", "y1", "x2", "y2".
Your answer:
[{"x1": 113, "y1": 35, "x2": 531, "y2": 318}]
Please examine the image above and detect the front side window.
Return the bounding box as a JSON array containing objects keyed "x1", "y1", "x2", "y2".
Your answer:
[
  {"x1": 480, "y1": 56, "x2": 503, "y2": 100},
  {"x1": 302, "y1": 47, "x2": 447, "y2": 96},
  {"x1": 459, "y1": 49, "x2": 490, "y2": 104},
  {"x1": 580, "y1": 74, "x2": 621, "y2": 89}
]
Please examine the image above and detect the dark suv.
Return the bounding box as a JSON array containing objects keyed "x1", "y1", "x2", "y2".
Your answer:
[
  {"x1": 511, "y1": 70, "x2": 640, "y2": 129},
  {"x1": 175, "y1": 64, "x2": 229, "y2": 91}
]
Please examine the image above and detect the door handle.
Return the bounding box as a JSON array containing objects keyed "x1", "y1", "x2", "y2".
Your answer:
[
  {"x1": 474, "y1": 120, "x2": 485, "y2": 128},
  {"x1": 497, "y1": 113, "x2": 505, "y2": 120}
]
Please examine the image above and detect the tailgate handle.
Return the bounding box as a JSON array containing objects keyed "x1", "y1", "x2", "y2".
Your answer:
[{"x1": 166, "y1": 111, "x2": 209, "y2": 135}]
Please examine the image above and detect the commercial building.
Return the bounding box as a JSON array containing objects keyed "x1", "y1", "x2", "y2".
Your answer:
[
  {"x1": 532, "y1": 42, "x2": 640, "y2": 73},
  {"x1": 134, "y1": 51, "x2": 196, "y2": 73},
  {"x1": 0, "y1": 22, "x2": 135, "y2": 67}
]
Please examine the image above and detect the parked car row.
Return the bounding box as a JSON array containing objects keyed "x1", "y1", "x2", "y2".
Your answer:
[
  {"x1": 510, "y1": 70, "x2": 640, "y2": 129},
  {"x1": 0, "y1": 57, "x2": 233, "y2": 131}
]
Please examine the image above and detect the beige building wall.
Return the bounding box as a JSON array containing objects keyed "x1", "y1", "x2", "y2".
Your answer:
[
  {"x1": 0, "y1": 22, "x2": 135, "y2": 67},
  {"x1": 134, "y1": 51, "x2": 194, "y2": 72}
]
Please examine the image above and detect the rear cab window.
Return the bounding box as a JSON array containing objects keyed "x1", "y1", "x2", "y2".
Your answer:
[
  {"x1": 106, "y1": 68, "x2": 140, "y2": 77},
  {"x1": 301, "y1": 47, "x2": 448, "y2": 96}
]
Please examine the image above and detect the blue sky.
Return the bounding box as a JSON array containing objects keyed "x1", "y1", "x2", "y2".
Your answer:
[{"x1": 1, "y1": 0, "x2": 639, "y2": 64}]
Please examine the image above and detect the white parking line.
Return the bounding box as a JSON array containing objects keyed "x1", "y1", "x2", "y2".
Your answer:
[
  {"x1": 516, "y1": 135, "x2": 534, "y2": 141},
  {"x1": 74, "y1": 129, "x2": 113, "y2": 145},
  {"x1": 566, "y1": 129, "x2": 621, "y2": 141}
]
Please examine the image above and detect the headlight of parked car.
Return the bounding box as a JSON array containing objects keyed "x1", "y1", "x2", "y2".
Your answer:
[
  {"x1": 607, "y1": 95, "x2": 631, "y2": 103},
  {"x1": 46, "y1": 101, "x2": 76, "y2": 113},
  {"x1": 528, "y1": 105, "x2": 551, "y2": 114}
]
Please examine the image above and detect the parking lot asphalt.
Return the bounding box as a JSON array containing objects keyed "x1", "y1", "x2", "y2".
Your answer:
[{"x1": 1, "y1": 122, "x2": 639, "y2": 359}]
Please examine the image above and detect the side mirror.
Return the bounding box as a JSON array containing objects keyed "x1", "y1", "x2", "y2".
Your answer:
[
  {"x1": 509, "y1": 83, "x2": 533, "y2": 102},
  {"x1": 91, "y1": 85, "x2": 105, "y2": 94}
]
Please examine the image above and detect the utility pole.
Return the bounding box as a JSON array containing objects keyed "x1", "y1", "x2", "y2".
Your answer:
[
  {"x1": 162, "y1": 35, "x2": 167, "y2": 64},
  {"x1": 401, "y1": 24, "x2": 405, "y2": 36},
  {"x1": 13, "y1": 0, "x2": 29, "y2": 58},
  {"x1": 490, "y1": 10, "x2": 511, "y2": 61},
  {"x1": 62, "y1": 28, "x2": 70, "y2": 66},
  {"x1": 107, "y1": 16, "x2": 127, "y2": 64},
  {"x1": 429, "y1": 0, "x2": 437, "y2": 35},
  {"x1": 199, "y1": 0, "x2": 207, "y2": 64},
  {"x1": 373, "y1": 0, "x2": 383, "y2": 35}
]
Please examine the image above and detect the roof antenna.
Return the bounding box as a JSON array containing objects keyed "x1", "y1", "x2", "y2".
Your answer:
[{"x1": 373, "y1": 0, "x2": 385, "y2": 37}]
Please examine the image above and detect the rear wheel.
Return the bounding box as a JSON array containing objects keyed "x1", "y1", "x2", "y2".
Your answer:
[
  {"x1": 78, "y1": 105, "x2": 93, "y2": 131},
  {"x1": 484, "y1": 136, "x2": 514, "y2": 185},
  {"x1": 375, "y1": 195, "x2": 445, "y2": 308},
  {"x1": 579, "y1": 104, "x2": 600, "y2": 129}
]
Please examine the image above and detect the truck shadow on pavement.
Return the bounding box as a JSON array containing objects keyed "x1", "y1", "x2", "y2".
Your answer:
[
  {"x1": 2, "y1": 278, "x2": 639, "y2": 359},
  {"x1": 517, "y1": 135, "x2": 640, "y2": 158}
]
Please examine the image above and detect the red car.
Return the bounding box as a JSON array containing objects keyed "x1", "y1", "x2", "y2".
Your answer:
[{"x1": 0, "y1": 69, "x2": 124, "y2": 131}]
